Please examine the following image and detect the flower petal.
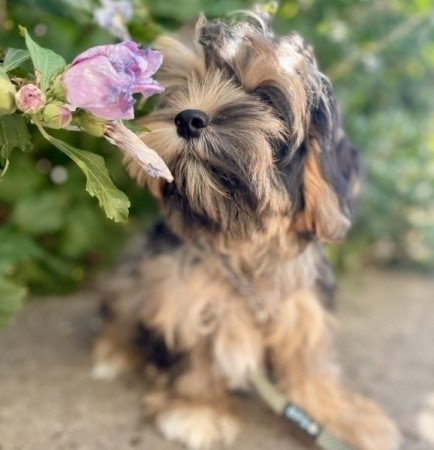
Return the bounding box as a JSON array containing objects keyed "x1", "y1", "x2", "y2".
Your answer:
[
  {"x1": 137, "y1": 49, "x2": 163, "y2": 78},
  {"x1": 72, "y1": 42, "x2": 137, "y2": 72},
  {"x1": 131, "y1": 78, "x2": 164, "y2": 97},
  {"x1": 63, "y1": 55, "x2": 135, "y2": 120},
  {"x1": 64, "y1": 42, "x2": 164, "y2": 120},
  {"x1": 104, "y1": 121, "x2": 173, "y2": 182}
]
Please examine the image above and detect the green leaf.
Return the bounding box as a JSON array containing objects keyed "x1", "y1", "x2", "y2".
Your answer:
[
  {"x1": 58, "y1": 204, "x2": 107, "y2": 258},
  {"x1": 19, "y1": 26, "x2": 66, "y2": 92},
  {"x1": 0, "y1": 228, "x2": 45, "y2": 276},
  {"x1": 0, "y1": 157, "x2": 9, "y2": 177},
  {"x1": 0, "y1": 114, "x2": 32, "y2": 162},
  {"x1": 39, "y1": 129, "x2": 130, "y2": 222},
  {"x1": 2, "y1": 48, "x2": 30, "y2": 71},
  {"x1": 0, "y1": 66, "x2": 9, "y2": 80},
  {"x1": 0, "y1": 277, "x2": 26, "y2": 327},
  {"x1": 0, "y1": 152, "x2": 44, "y2": 202},
  {"x1": 11, "y1": 191, "x2": 66, "y2": 235}
]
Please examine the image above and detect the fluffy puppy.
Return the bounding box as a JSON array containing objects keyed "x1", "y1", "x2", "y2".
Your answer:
[{"x1": 94, "y1": 15, "x2": 400, "y2": 450}]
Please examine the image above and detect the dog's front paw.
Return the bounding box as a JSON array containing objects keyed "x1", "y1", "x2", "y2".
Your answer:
[
  {"x1": 91, "y1": 360, "x2": 124, "y2": 381},
  {"x1": 154, "y1": 401, "x2": 239, "y2": 449},
  {"x1": 92, "y1": 333, "x2": 141, "y2": 380},
  {"x1": 325, "y1": 395, "x2": 401, "y2": 450}
]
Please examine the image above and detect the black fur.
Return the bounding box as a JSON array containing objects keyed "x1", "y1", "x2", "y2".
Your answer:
[
  {"x1": 311, "y1": 82, "x2": 361, "y2": 221},
  {"x1": 135, "y1": 323, "x2": 182, "y2": 370},
  {"x1": 162, "y1": 181, "x2": 222, "y2": 234},
  {"x1": 146, "y1": 221, "x2": 183, "y2": 255},
  {"x1": 276, "y1": 141, "x2": 308, "y2": 216}
]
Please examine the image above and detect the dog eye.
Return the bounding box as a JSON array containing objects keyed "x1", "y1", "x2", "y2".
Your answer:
[
  {"x1": 257, "y1": 91, "x2": 275, "y2": 108},
  {"x1": 255, "y1": 85, "x2": 290, "y2": 122}
]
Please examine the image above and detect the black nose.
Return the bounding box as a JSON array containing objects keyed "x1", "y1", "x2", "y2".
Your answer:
[{"x1": 174, "y1": 109, "x2": 209, "y2": 139}]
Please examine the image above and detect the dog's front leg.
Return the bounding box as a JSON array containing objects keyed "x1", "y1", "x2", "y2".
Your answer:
[
  {"x1": 143, "y1": 340, "x2": 239, "y2": 450},
  {"x1": 267, "y1": 289, "x2": 400, "y2": 450}
]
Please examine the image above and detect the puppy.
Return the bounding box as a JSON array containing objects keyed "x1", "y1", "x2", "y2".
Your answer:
[{"x1": 93, "y1": 15, "x2": 400, "y2": 450}]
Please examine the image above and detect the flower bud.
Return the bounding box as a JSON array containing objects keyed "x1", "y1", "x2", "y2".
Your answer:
[
  {"x1": 40, "y1": 102, "x2": 72, "y2": 129},
  {"x1": 0, "y1": 78, "x2": 17, "y2": 116},
  {"x1": 49, "y1": 76, "x2": 67, "y2": 102},
  {"x1": 15, "y1": 83, "x2": 46, "y2": 114},
  {"x1": 73, "y1": 111, "x2": 106, "y2": 137}
]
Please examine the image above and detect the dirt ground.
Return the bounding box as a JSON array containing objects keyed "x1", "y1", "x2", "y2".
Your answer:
[{"x1": 1, "y1": 270, "x2": 433, "y2": 450}]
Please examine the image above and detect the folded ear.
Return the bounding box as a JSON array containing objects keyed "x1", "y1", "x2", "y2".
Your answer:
[{"x1": 295, "y1": 80, "x2": 361, "y2": 243}]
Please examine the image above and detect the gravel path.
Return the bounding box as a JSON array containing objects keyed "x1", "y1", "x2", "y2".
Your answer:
[{"x1": 0, "y1": 270, "x2": 433, "y2": 450}]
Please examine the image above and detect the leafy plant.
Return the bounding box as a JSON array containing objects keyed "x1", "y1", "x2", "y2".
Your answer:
[{"x1": 0, "y1": 16, "x2": 170, "y2": 324}]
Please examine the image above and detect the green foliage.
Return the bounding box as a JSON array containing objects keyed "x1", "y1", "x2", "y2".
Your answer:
[
  {"x1": 0, "y1": 114, "x2": 32, "y2": 163},
  {"x1": 0, "y1": 228, "x2": 45, "y2": 273},
  {"x1": 39, "y1": 129, "x2": 131, "y2": 222},
  {"x1": 0, "y1": 29, "x2": 132, "y2": 230},
  {"x1": 2, "y1": 48, "x2": 30, "y2": 72},
  {"x1": 0, "y1": 67, "x2": 8, "y2": 80},
  {"x1": 0, "y1": 228, "x2": 38, "y2": 326},
  {"x1": 0, "y1": 277, "x2": 26, "y2": 327},
  {"x1": 11, "y1": 191, "x2": 66, "y2": 235},
  {"x1": 0, "y1": 0, "x2": 433, "y2": 325},
  {"x1": 19, "y1": 26, "x2": 66, "y2": 91},
  {"x1": 0, "y1": 141, "x2": 141, "y2": 324}
]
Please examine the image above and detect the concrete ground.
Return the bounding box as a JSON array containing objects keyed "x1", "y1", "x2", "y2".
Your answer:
[{"x1": 0, "y1": 270, "x2": 433, "y2": 450}]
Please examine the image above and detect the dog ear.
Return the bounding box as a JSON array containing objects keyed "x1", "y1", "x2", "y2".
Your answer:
[
  {"x1": 150, "y1": 15, "x2": 210, "y2": 90},
  {"x1": 294, "y1": 80, "x2": 361, "y2": 243}
]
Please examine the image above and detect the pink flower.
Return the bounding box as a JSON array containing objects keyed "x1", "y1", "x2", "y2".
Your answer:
[
  {"x1": 15, "y1": 83, "x2": 46, "y2": 114},
  {"x1": 94, "y1": 0, "x2": 133, "y2": 41},
  {"x1": 62, "y1": 42, "x2": 164, "y2": 120}
]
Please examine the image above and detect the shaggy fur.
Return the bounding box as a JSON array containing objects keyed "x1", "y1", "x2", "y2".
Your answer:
[{"x1": 94, "y1": 15, "x2": 400, "y2": 450}]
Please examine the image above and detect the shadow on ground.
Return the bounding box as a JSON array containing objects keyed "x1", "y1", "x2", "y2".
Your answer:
[{"x1": 0, "y1": 270, "x2": 433, "y2": 450}]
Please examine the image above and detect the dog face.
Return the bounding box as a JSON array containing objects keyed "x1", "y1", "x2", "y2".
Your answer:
[{"x1": 132, "y1": 17, "x2": 360, "y2": 244}]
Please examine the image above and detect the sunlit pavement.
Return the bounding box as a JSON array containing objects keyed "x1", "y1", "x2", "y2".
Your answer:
[{"x1": 1, "y1": 270, "x2": 433, "y2": 450}]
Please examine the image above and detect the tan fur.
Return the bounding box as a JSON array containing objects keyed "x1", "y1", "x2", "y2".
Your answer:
[
  {"x1": 267, "y1": 290, "x2": 400, "y2": 449},
  {"x1": 95, "y1": 15, "x2": 400, "y2": 450},
  {"x1": 295, "y1": 138, "x2": 351, "y2": 242}
]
